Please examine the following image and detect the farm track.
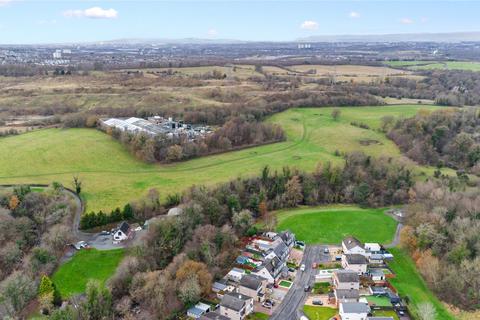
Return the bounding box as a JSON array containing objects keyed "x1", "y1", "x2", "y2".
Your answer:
[{"x1": 0, "y1": 114, "x2": 308, "y2": 179}]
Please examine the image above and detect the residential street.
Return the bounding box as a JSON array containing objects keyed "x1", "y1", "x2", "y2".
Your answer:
[{"x1": 270, "y1": 245, "x2": 330, "y2": 320}]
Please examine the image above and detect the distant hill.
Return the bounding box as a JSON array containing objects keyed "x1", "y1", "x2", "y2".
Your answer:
[{"x1": 297, "y1": 32, "x2": 480, "y2": 43}]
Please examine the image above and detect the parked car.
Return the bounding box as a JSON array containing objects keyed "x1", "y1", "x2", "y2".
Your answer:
[
  {"x1": 100, "y1": 230, "x2": 110, "y2": 236},
  {"x1": 323, "y1": 247, "x2": 329, "y2": 254},
  {"x1": 300, "y1": 264, "x2": 306, "y2": 271},
  {"x1": 398, "y1": 310, "x2": 405, "y2": 316},
  {"x1": 288, "y1": 267, "x2": 296, "y2": 272},
  {"x1": 304, "y1": 285, "x2": 311, "y2": 292},
  {"x1": 312, "y1": 300, "x2": 323, "y2": 306},
  {"x1": 262, "y1": 301, "x2": 272, "y2": 309},
  {"x1": 265, "y1": 299, "x2": 275, "y2": 306},
  {"x1": 300, "y1": 316, "x2": 309, "y2": 320},
  {"x1": 73, "y1": 241, "x2": 88, "y2": 250},
  {"x1": 312, "y1": 263, "x2": 317, "y2": 269}
]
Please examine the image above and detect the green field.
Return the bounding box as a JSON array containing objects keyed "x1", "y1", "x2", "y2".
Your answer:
[
  {"x1": 303, "y1": 306, "x2": 337, "y2": 320},
  {"x1": 246, "y1": 312, "x2": 269, "y2": 320},
  {"x1": 52, "y1": 249, "x2": 124, "y2": 298},
  {"x1": 275, "y1": 205, "x2": 398, "y2": 244},
  {"x1": 386, "y1": 60, "x2": 480, "y2": 72},
  {"x1": 367, "y1": 295, "x2": 392, "y2": 307},
  {"x1": 0, "y1": 105, "x2": 447, "y2": 212},
  {"x1": 388, "y1": 248, "x2": 454, "y2": 320}
]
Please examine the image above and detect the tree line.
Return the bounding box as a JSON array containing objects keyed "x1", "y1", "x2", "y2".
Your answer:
[
  {"x1": 400, "y1": 177, "x2": 480, "y2": 310},
  {"x1": 0, "y1": 184, "x2": 76, "y2": 317},
  {"x1": 388, "y1": 108, "x2": 480, "y2": 174}
]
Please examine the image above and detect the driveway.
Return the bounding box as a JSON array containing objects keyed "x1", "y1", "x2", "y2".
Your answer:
[{"x1": 270, "y1": 245, "x2": 327, "y2": 320}]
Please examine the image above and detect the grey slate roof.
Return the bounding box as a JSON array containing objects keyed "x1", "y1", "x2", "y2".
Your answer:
[
  {"x1": 343, "y1": 236, "x2": 364, "y2": 250},
  {"x1": 334, "y1": 270, "x2": 359, "y2": 283},
  {"x1": 220, "y1": 292, "x2": 251, "y2": 312},
  {"x1": 200, "y1": 312, "x2": 231, "y2": 320},
  {"x1": 345, "y1": 254, "x2": 368, "y2": 265},
  {"x1": 119, "y1": 221, "x2": 130, "y2": 234},
  {"x1": 239, "y1": 274, "x2": 262, "y2": 291},
  {"x1": 335, "y1": 289, "x2": 360, "y2": 299},
  {"x1": 341, "y1": 302, "x2": 370, "y2": 314}
]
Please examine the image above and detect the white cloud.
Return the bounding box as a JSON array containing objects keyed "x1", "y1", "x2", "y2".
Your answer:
[
  {"x1": 300, "y1": 20, "x2": 319, "y2": 30},
  {"x1": 0, "y1": 0, "x2": 13, "y2": 7},
  {"x1": 207, "y1": 28, "x2": 218, "y2": 37},
  {"x1": 64, "y1": 7, "x2": 118, "y2": 19},
  {"x1": 420, "y1": 17, "x2": 428, "y2": 23},
  {"x1": 349, "y1": 11, "x2": 360, "y2": 18},
  {"x1": 400, "y1": 18, "x2": 414, "y2": 25}
]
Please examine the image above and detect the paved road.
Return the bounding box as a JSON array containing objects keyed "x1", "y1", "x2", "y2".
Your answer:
[{"x1": 271, "y1": 245, "x2": 330, "y2": 320}]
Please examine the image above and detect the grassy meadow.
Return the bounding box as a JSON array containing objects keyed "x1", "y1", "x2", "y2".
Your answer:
[
  {"x1": 275, "y1": 205, "x2": 398, "y2": 244},
  {"x1": 52, "y1": 249, "x2": 124, "y2": 298},
  {"x1": 388, "y1": 248, "x2": 455, "y2": 320},
  {"x1": 385, "y1": 60, "x2": 480, "y2": 72},
  {"x1": 0, "y1": 105, "x2": 449, "y2": 212}
]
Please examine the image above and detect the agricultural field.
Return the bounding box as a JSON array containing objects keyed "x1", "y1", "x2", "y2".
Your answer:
[
  {"x1": 385, "y1": 60, "x2": 480, "y2": 72},
  {"x1": 0, "y1": 105, "x2": 450, "y2": 212},
  {"x1": 263, "y1": 64, "x2": 418, "y2": 83},
  {"x1": 52, "y1": 249, "x2": 124, "y2": 298},
  {"x1": 275, "y1": 205, "x2": 398, "y2": 244},
  {"x1": 388, "y1": 248, "x2": 454, "y2": 320}
]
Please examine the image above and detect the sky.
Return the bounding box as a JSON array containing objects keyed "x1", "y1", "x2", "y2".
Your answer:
[{"x1": 0, "y1": 0, "x2": 480, "y2": 44}]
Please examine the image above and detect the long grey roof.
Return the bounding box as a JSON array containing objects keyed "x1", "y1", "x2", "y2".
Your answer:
[
  {"x1": 200, "y1": 312, "x2": 231, "y2": 320},
  {"x1": 335, "y1": 289, "x2": 360, "y2": 299},
  {"x1": 239, "y1": 274, "x2": 262, "y2": 291},
  {"x1": 345, "y1": 254, "x2": 368, "y2": 264},
  {"x1": 220, "y1": 292, "x2": 251, "y2": 311},
  {"x1": 334, "y1": 270, "x2": 359, "y2": 283},
  {"x1": 341, "y1": 302, "x2": 370, "y2": 314}
]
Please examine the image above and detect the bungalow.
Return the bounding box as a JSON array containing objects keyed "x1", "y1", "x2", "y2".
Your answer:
[
  {"x1": 342, "y1": 254, "x2": 368, "y2": 274},
  {"x1": 369, "y1": 269, "x2": 385, "y2": 282},
  {"x1": 199, "y1": 312, "x2": 231, "y2": 320},
  {"x1": 364, "y1": 243, "x2": 381, "y2": 254},
  {"x1": 339, "y1": 302, "x2": 370, "y2": 320},
  {"x1": 369, "y1": 254, "x2": 384, "y2": 265},
  {"x1": 238, "y1": 274, "x2": 267, "y2": 302},
  {"x1": 187, "y1": 302, "x2": 211, "y2": 319},
  {"x1": 113, "y1": 222, "x2": 131, "y2": 242},
  {"x1": 342, "y1": 236, "x2": 366, "y2": 256},
  {"x1": 334, "y1": 288, "x2": 360, "y2": 304},
  {"x1": 226, "y1": 268, "x2": 246, "y2": 283},
  {"x1": 219, "y1": 292, "x2": 253, "y2": 320},
  {"x1": 333, "y1": 270, "x2": 360, "y2": 290}
]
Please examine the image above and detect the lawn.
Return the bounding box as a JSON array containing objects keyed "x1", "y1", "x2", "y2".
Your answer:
[
  {"x1": 312, "y1": 282, "x2": 331, "y2": 294},
  {"x1": 246, "y1": 312, "x2": 269, "y2": 320},
  {"x1": 52, "y1": 249, "x2": 124, "y2": 298},
  {"x1": 388, "y1": 248, "x2": 454, "y2": 320},
  {"x1": 371, "y1": 310, "x2": 399, "y2": 320},
  {"x1": 279, "y1": 280, "x2": 292, "y2": 288},
  {"x1": 0, "y1": 105, "x2": 449, "y2": 212},
  {"x1": 303, "y1": 306, "x2": 337, "y2": 320},
  {"x1": 275, "y1": 205, "x2": 398, "y2": 244},
  {"x1": 367, "y1": 295, "x2": 392, "y2": 307}
]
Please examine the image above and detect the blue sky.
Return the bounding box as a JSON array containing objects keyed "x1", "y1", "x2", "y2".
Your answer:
[{"x1": 0, "y1": 1, "x2": 479, "y2": 44}]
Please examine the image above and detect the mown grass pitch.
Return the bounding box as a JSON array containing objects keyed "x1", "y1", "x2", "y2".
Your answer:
[
  {"x1": 52, "y1": 248, "x2": 124, "y2": 298},
  {"x1": 385, "y1": 60, "x2": 480, "y2": 72},
  {"x1": 275, "y1": 205, "x2": 398, "y2": 244},
  {"x1": 0, "y1": 105, "x2": 448, "y2": 212}
]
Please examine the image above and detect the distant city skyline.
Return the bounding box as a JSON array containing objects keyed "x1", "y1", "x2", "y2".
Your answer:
[{"x1": 1, "y1": 1, "x2": 479, "y2": 44}]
